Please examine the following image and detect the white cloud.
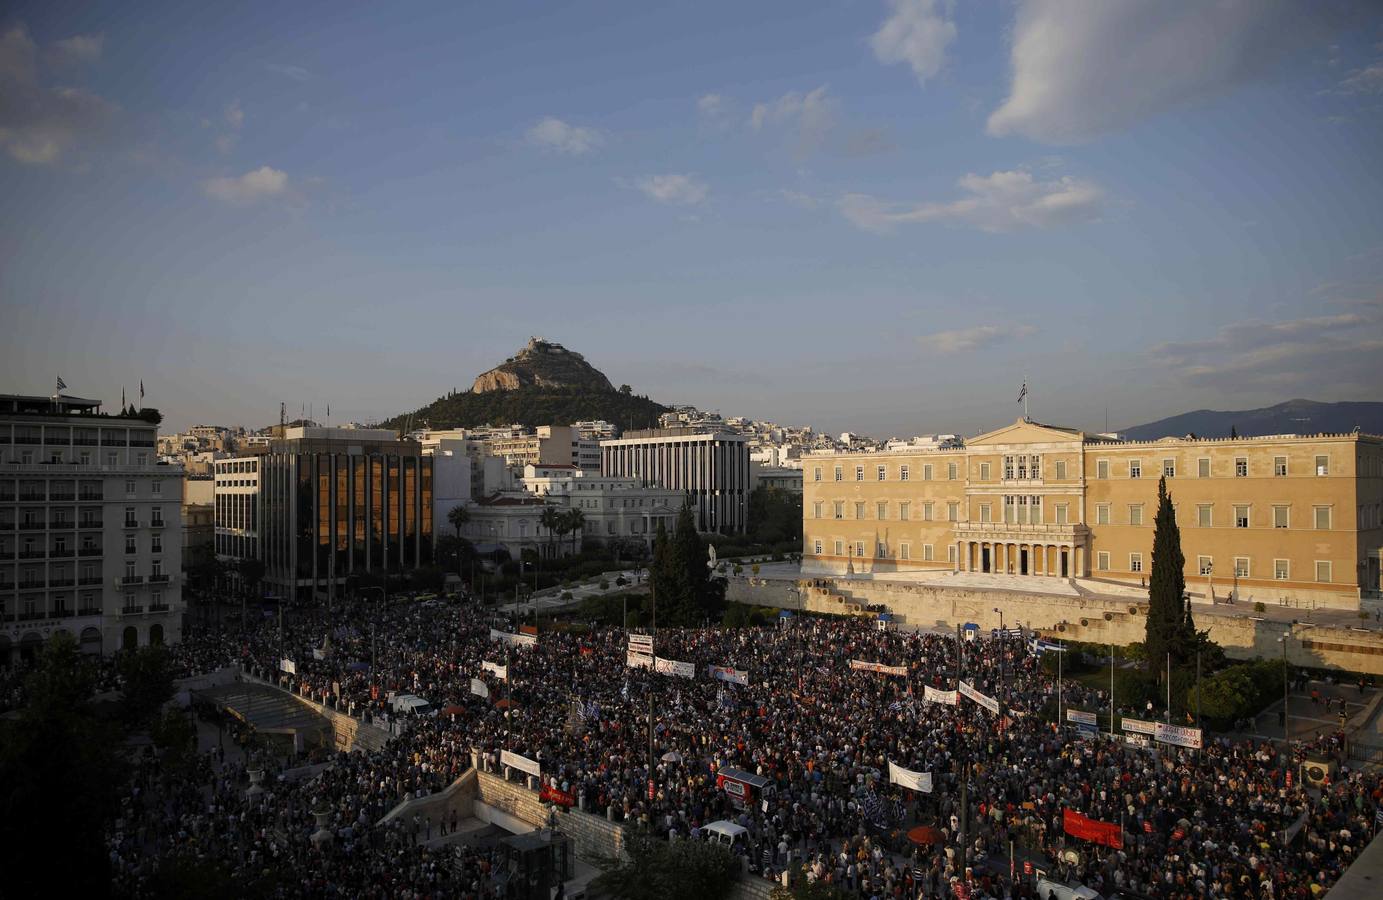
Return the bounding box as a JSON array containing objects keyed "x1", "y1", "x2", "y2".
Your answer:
[
  {"x1": 1338, "y1": 61, "x2": 1383, "y2": 94},
  {"x1": 203, "y1": 165, "x2": 289, "y2": 204},
  {"x1": 988, "y1": 0, "x2": 1347, "y2": 144},
  {"x1": 839, "y1": 169, "x2": 1104, "y2": 234},
  {"x1": 526, "y1": 117, "x2": 604, "y2": 155},
  {"x1": 0, "y1": 25, "x2": 115, "y2": 165},
  {"x1": 750, "y1": 85, "x2": 837, "y2": 154},
  {"x1": 917, "y1": 323, "x2": 1037, "y2": 354},
  {"x1": 266, "y1": 62, "x2": 311, "y2": 82},
  {"x1": 1150, "y1": 306, "x2": 1383, "y2": 390},
  {"x1": 697, "y1": 93, "x2": 725, "y2": 118},
  {"x1": 871, "y1": 0, "x2": 957, "y2": 86},
  {"x1": 49, "y1": 33, "x2": 103, "y2": 66},
  {"x1": 629, "y1": 174, "x2": 708, "y2": 206},
  {"x1": 224, "y1": 99, "x2": 244, "y2": 130}
]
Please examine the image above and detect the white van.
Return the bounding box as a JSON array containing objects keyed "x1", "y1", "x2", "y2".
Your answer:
[
  {"x1": 388, "y1": 693, "x2": 435, "y2": 717},
  {"x1": 704, "y1": 821, "x2": 749, "y2": 852},
  {"x1": 1035, "y1": 878, "x2": 1102, "y2": 900}
]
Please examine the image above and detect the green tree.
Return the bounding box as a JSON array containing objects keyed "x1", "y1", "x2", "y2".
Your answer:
[
  {"x1": 540, "y1": 505, "x2": 563, "y2": 559},
  {"x1": 1145, "y1": 476, "x2": 1188, "y2": 682},
  {"x1": 594, "y1": 833, "x2": 738, "y2": 900},
  {"x1": 563, "y1": 507, "x2": 587, "y2": 555},
  {"x1": 746, "y1": 485, "x2": 803, "y2": 545},
  {"x1": 118, "y1": 643, "x2": 176, "y2": 729},
  {"x1": 446, "y1": 504, "x2": 470, "y2": 540},
  {"x1": 0, "y1": 634, "x2": 128, "y2": 896}
]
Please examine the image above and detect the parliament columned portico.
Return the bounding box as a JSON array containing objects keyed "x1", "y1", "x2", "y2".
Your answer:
[{"x1": 953, "y1": 523, "x2": 1090, "y2": 578}]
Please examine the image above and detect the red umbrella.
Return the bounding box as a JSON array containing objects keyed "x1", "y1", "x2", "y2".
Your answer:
[
  {"x1": 441, "y1": 704, "x2": 465, "y2": 717},
  {"x1": 495, "y1": 698, "x2": 514, "y2": 709},
  {"x1": 908, "y1": 825, "x2": 944, "y2": 846}
]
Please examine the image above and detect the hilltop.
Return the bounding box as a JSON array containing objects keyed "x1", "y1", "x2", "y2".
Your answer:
[
  {"x1": 382, "y1": 338, "x2": 668, "y2": 432},
  {"x1": 1122, "y1": 399, "x2": 1383, "y2": 441}
]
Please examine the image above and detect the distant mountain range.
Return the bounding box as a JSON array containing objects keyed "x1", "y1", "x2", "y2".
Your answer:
[
  {"x1": 382, "y1": 338, "x2": 668, "y2": 432},
  {"x1": 1122, "y1": 400, "x2": 1383, "y2": 441}
]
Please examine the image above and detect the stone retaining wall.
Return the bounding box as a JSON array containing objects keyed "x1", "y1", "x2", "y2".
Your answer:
[
  {"x1": 473, "y1": 770, "x2": 628, "y2": 862},
  {"x1": 241, "y1": 668, "x2": 392, "y2": 752},
  {"x1": 728, "y1": 578, "x2": 1383, "y2": 675},
  {"x1": 379, "y1": 769, "x2": 478, "y2": 827}
]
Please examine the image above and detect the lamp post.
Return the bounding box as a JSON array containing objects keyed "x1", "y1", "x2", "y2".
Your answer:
[
  {"x1": 1278, "y1": 632, "x2": 1291, "y2": 743},
  {"x1": 993, "y1": 607, "x2": 1005, "y2": 725}
]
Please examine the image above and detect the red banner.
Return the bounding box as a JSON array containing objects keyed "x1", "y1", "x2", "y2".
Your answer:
[
  {"x1": 519, "y1": 624, "x2": 538, "y2": 636},
  {"x1": 1063, "y1": 808, "x2": 1123, "y2": 849},
  {"x1": 540, "y1": 784, "x2": 576, "y2": 807}
]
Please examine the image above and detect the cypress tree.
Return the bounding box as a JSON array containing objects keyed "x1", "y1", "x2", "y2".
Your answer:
[
  {"x1": 650, "y1": 522, "x2": 672, "y2": 627},
  {"x1": 1146, "y1": 475, "x2": 1187, "y2": 681}
]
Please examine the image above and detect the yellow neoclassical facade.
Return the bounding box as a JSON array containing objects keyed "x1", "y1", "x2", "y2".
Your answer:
[{"x1": 802, "y1": 419, "x2": 1383, "y2": 610}]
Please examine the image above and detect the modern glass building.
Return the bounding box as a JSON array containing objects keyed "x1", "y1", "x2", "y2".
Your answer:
[{"x1": 215, "y1": 427, "x2": 433, "y2": 602}]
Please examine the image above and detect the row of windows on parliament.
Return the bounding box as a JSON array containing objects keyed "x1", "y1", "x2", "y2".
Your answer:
[
  {"x1": 813, "y1": 454, "x2": 1338, "y2": 483},
  {"x1": 810, "y1": 498, "x2": 1341, "y2": 529},
  {"x1": 807, "y1": 537, "x2": 1336, "y2": 583}
]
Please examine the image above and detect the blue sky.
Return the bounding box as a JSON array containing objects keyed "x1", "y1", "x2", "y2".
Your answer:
[{"x1": 2, "y1": 1, "x2": 1381, "y2": 436}]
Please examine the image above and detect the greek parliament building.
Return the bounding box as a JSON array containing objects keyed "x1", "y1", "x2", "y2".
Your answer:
[
  {"x1": 0, "y1": 393, "x2": 184, "y2": 662},
  {"x1": 803, "y1": 418, "x2": 1383, "y2": 610},
  {"x1": 214, "y1": 427, "x2": 433, "y2": 602},
  {"x1": 599, "y1": 428, "x2": 750, "y2": 534}
]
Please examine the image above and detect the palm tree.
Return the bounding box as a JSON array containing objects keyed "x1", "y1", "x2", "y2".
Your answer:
[
  {"x1": 563, "y1": 508, "x2": 586, "y2": 556},
  {"x1": 447, "y1": 505, "x2": 470, "y2": 540},
  {"x1": 540, "y1": 505, "x2": 563, "y2": 560}
]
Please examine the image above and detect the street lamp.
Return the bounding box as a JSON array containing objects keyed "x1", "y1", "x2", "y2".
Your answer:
[
  {"x1": 993, "y1": 607, "x2": 1005, "y2": 723},
  {"x1": 1278, "y1": 631, "x2": 1291, "y2": 743}
]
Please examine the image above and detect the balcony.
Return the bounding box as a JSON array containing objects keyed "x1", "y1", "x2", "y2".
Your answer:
[
  {"x1": 78, "y1": 606, "x2": 101, "y2": 617},
  {"x1": 148, "y1": 603, "x2": 170, "y2": 613},
  {"x1": 72, "y1": 438, "x2": 97, "y2": 446},
  {"x1": 17, "y1": 493, "x2": 45, "y2": 502},
  {"x1": 0, "y1": 522, "x2": 13, "y2": 530},
  {"x1": 49, "y1": 493, "x2": 75, "y2": 502},
  {"x1": 78, "y1": 546, "x2": 101, "y2": 556},
  {"x1": 48, "y1": 578, "x2": 74, "y2": 588},
  {"x1": 17, "y1": 550, "x2": 45, "y2": 560},
  {"x1": 120, "y1": 605, "x2": 145, "y2": 616},
  {"x1": 0, "y1": 582, "x2": 13, "y2": 591},
  {"x1": 114, "y1": 575, "x2": 144, "y2": 588},
  {"x1": 17, "y1": 521, "x2": 46, "y2": 532},
  {"x1": 78, "y1": 492, "x2": 103, "y2": 501},
  {"x1": 16, "y1": 611, "x2": 45, "y2": 622},
  {"x1": 147, "y1": 573, "x2": 171, "y2": 585},
  {"x1": 123, "y1": 520, "x2": 139, "y2": 529},
  {"x1": 51, "y1": 608, "x2": 73, "y2": 618},
  {"x1": 0, "y1": 493, "x2": 14, "y2": 502},
  {"x1": 18, "y1": 581, "x2": 45, "y2": 590},
  {"x1": 13, "y1": 436, "x2": 41, "y2": 445},
  {"x1": 78, "y1": 576, "x2": 102, "y2": 586},
  {"x1": 48, "y1": 548, "x2": 75, "y2": 560},
  {"x1": 49, "y1": 520, "x2": 74, "y2": 531},
  {"x1": 78, "y1": 519, "x2": 103, "y2": 530}
]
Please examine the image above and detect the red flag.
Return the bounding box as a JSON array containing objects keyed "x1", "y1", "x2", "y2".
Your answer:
[{"x1": 1063, "y1": 808, "x2": 1123, "y2": 849}]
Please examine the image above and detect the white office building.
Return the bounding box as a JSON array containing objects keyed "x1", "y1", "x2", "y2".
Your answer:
[
  {"x1": 600, "y1": 428, "x2": 750, "y2": 533},
  {"x1": 0, "y1": 393, "x2": 184, "y2": 661}
]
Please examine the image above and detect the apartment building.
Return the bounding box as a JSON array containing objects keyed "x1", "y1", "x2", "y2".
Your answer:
[
  {"x1": 0, "y1": 393, "x2": 184, "y2": 661},
  {"x1": 803, "y1": 418, "x2": 1383, "y2": 609}
]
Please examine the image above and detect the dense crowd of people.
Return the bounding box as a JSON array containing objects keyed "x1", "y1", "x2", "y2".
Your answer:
[{"x1": 30, "y1": 589, "x2": 1383, "y2": 898}]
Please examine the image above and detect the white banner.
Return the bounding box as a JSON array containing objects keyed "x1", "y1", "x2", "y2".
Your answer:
[
  {"x1": 888, "y1": 761, "x2": 933, "y2": 794},
  {"x1": 469, "y1": 678, "x2": 490, "y2": 699},
  {"x1": 628, "y1": 633, "x2": 654, "y2": 654},
  {"x1": 626, "y1": 651, "x2": 653, "y2": 669},
  {"x1": 958, "y1": 680, "x2": 999, "y2": 714},
  {"x1": 1154, "y1": 722, "x2": 1203, "y2": 749},
  {"x1": 655, "y1": 656, "x2": 696, "y2": 679},
  {"x1": 490, "y1": 628, "x2": 537, "y2": 648},
  {"x1": 923, "y1": 686, "x2": 959, "y2": 706},
  {"x1": 500, "y1": 749, "x2": 541, "y2": 778},
  {"x1": 312, "y1": 648, "x2": 326, "y2": 661},
  {"x1": 708, "y1": 665, "x2": 749, "y2": 685},
  {"x1": 1121, "y1": 717, "x2": 1156, "y2": 735},
  {"x1": 849, "y1": 659, "x2": 909, "y2": 677},
  {"x1": 280, "y1": 657, "x2": 296, "y2": 675},
  {"x1": 1066, "y1": 709, "x2": 1098, "y2": 726},
  {"x1": 481, "y1": 660, "x2": 508, "y2": 681}
]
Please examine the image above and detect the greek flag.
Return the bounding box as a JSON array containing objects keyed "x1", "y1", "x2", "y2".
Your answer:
[
  {"x1": 861, "y1": 789, "x2": 888, "y2": 828},
  {"x1": 55, "y1": 376, "x2": 67, "y2": 392},
  {"x1": 582, "y1": 700, "x2": 600, "y2": 720},
  {"x1": 1017, "y1": 381, "x2": 1027, "y2": 403},
  {"x1": 888, "y1": 701, "x2": 903, "y2": 713},
  {"x1": 1376, "y1": 806, "x2": 1383, "y2": 827}
]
